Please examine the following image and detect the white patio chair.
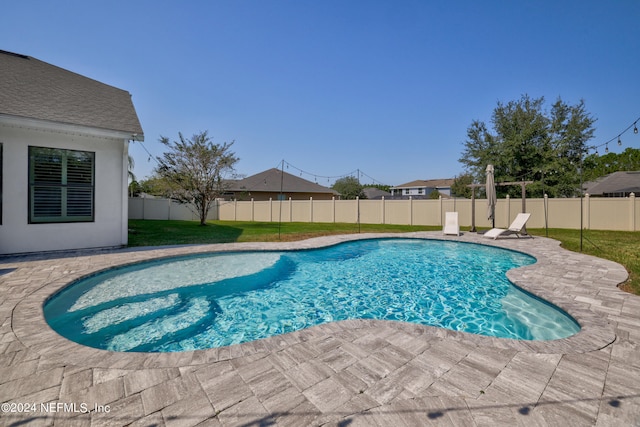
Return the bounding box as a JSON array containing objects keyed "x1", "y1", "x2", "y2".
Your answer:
[
  {"x1": 443, "y1": 212, "x2": 460, "y2": 236},
  {"x1": 483, "y1": 213, "x2": 531, "y2": 240}
]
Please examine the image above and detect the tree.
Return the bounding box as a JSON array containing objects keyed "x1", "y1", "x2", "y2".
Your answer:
[
  {"x1": 582, "y1": 148, "x2": 640, "y2": 182},
  {"x1": 137, "y1": 174, "x2": 182, "y2": 198},
  {"x1": 128, "y1": 179, "x2": 141, "y2": 197},
  {"x1": 365, "y1": 183, "x2": 391, "y2": 193},
  {"x1": 332, "y1": 176, "x2": 364, "y2": 199},
  {"x1": 156, "y1": 131, "x2": 238, "y2": 225},
  {"x1": 459, "y1": 95, "x2": 596, "y2": 197},
  {"x1": 128, "y1": 154, "x2": 136, "y2": 183},
  {"x1": 450, "y1": 173, "x2": 474, "y2": 198},
  {"x1": 127, "y1": 154, "x2": 140, "y2": 197}
]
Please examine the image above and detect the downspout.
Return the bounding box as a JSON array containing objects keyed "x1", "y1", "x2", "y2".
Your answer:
[{"x1": 122, "y1": 139, "x2": 130, "y2": 246}]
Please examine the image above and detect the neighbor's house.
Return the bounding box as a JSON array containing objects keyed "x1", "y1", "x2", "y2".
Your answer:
[
  {"x1": 362, "y1": 187, "x2": 391, "y2": 200},
  {"x1": 0, "y1": 50, "x2": 143, "y2": 254},
  {"x1": 389, "y1": 178, "x2": 454, "y2": 199},
  {"x1": 584, "y1": 171, "x2": 640, "y2": 197},
  {"x1": 224, "y1": 168, "x2": 339, "y2": 201}
]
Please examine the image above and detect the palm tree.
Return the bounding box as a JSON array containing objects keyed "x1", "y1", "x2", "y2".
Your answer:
[
  {"x1": 128, "y1": 154, "x2": 137, "y2": 197},
  {"x1": 128, "y1": 154, "x2": 136, "y2": 182}
]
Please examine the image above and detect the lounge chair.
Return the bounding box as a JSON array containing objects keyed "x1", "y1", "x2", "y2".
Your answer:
[
  {"x1": 443, "y1": 212, "x2": 460, "y2": 236},
  {"x1": 483, "y1": 213, "x2": 531, "y2": 239}
]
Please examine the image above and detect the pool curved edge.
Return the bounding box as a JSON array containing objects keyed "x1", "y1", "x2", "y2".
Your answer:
[{"x1": 10, "y1": 232, "x2": 624, "y2": 368}]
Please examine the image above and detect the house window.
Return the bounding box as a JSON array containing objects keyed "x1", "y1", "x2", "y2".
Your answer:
[
  {"x1": 29, "y1": 147, "x2": 95, "y2": 223},
  {"x1": 404, "y1": 189, "x2": 410, "y2": 195},
  {"x1": 418, "y1": 188, "x2": 423, "y2": 195}
]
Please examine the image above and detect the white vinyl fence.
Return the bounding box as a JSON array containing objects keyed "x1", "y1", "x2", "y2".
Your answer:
[{"x1": 129, "y1": 193, "x2": 640, "y2": 231}]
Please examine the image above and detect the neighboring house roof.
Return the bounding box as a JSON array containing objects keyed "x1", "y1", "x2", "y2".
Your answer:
[
  {"x1": 392, "y1": 178, "x2": 455, "y2": 189},
  {"x1": 0, "y1": 49, "x2": 143, "y2": 139},
  {"x1": 229, "y1": 168, "x2": 339, "y2": 195},
  {"x1": 362, "y1": 187, "x2": 391, "y2": 199},
  {"x1": 584, "y1": 171, "x2": 640, "y2": 196}
]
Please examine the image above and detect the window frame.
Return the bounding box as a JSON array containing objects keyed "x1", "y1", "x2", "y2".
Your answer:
[{"x1": 28, "y1": 146, "x2": 95, "y2": 223}]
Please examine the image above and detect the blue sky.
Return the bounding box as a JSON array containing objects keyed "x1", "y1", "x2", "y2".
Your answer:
[{"x1": 2, "y1": 1, "x2": 639, "y2": 186}]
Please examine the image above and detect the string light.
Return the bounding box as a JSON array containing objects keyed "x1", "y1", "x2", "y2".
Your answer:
[
  {"x1": 591, "y1": 115, "x2": 640, "y2": 154},
  {"x1": 281, "y1": 160, "x2": 388, "y2": 186},
  {"x1": 132, "y1": 139, "x2": 159, "y2": 166}
]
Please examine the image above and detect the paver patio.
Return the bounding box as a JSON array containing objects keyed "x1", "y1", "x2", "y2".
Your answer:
[{"x1": 0, "y1": 232, "x2": 639, "y2": 426}]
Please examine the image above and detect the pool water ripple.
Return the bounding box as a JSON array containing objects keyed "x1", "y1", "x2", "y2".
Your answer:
[{"x1": 44, "y1": 239, "x2": 580, "y2": 352}]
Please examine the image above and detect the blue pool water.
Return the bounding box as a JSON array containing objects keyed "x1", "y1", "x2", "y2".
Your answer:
[{"x1": 44, "y1": 239, "x2": 580, "y2": 352}]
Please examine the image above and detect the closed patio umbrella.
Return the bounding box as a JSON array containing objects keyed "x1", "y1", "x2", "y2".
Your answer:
[{"x1": 486, "y1": 164, "x2": 497, "y2": 228}]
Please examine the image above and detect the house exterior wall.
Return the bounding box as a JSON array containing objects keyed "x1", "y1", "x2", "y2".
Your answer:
[
  {"x1": 395, "y1": 187, "x2": 426, "y2": 196},
  {"x1": 0, "y1": 122, "x2": 128, "y2": 254},
  {"x1": 391, "y1": 187, "x2": 451, "y2": 197}
]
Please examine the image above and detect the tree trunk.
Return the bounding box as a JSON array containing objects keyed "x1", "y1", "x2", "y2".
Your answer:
[{"x1": 199, "y1": 202, "x2": 207, "y2": 226}]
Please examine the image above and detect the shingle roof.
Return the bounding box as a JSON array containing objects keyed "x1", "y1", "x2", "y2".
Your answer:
[
  {"x1": 0, "y1": 50, "x2": 143, "y2": 138},
  {"x1": 584, "y1": 171, "x2": 640, "y2": 196},
  {"x1": 362, "y1": 187, "x2": 391, "y2": 199},
  {"x1": 230, "y1": 168, "x2": 339, "y2": 195}
]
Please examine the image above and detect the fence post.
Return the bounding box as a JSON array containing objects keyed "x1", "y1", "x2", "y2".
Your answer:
[
  {"x1": 289, "y1": 197, "x2": 293, "y2": 222},
  {"x1": 381, "y1": 197, "x2": 385, "y2": 224},
  {"x1": 269, "y1": 198, "x2": 273, "y2": 222},
  {"x1": 439, "y1": 195, "x2": 443, "y2": 226},
  {"x1": 409, "y1": 196, "x2": 413, "y2": 225},
  {"x1": 332, "y1": 197, "x2": 336, "y2": 223},
  {"x1": 310, "y1": 197, "x2": 313, "y2": 223},
  {"x1": 234, "y1": 199, "x2": 237, "y2": 221},
  {"x1": 631, "y1": 193, "x2": 636, "y2": 231}
]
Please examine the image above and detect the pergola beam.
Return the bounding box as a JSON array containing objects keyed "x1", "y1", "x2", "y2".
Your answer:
[{"x1": 467, "y1": 181, "x2": 534, "y2": 233}]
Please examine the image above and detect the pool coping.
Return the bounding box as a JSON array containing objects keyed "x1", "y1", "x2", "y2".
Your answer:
[{"x1": 8, "y1": 232, "x2": 626, "y2": 369}]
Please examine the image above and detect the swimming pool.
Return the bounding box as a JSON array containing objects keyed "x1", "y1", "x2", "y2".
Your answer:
[{"x1": 44, "y1": 238, "x2": 580, "y2": 352}]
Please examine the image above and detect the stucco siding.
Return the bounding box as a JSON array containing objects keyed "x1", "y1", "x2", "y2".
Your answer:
[{"x1": 0, "y1": 122, "x2": 127, "y2": 254}]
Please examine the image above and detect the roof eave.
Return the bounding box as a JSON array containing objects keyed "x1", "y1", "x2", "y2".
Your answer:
[{"x1": 0, "y1": 114, "x2": 144, "y2": 141}]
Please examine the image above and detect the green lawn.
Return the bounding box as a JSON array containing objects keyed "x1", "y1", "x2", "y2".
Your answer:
[
  {"x1": 127, "y1": 220, "x2": 639, "y2": 295},
  {"x1": 127, "y1": 219, "x2": 439, "y2": 246}
]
